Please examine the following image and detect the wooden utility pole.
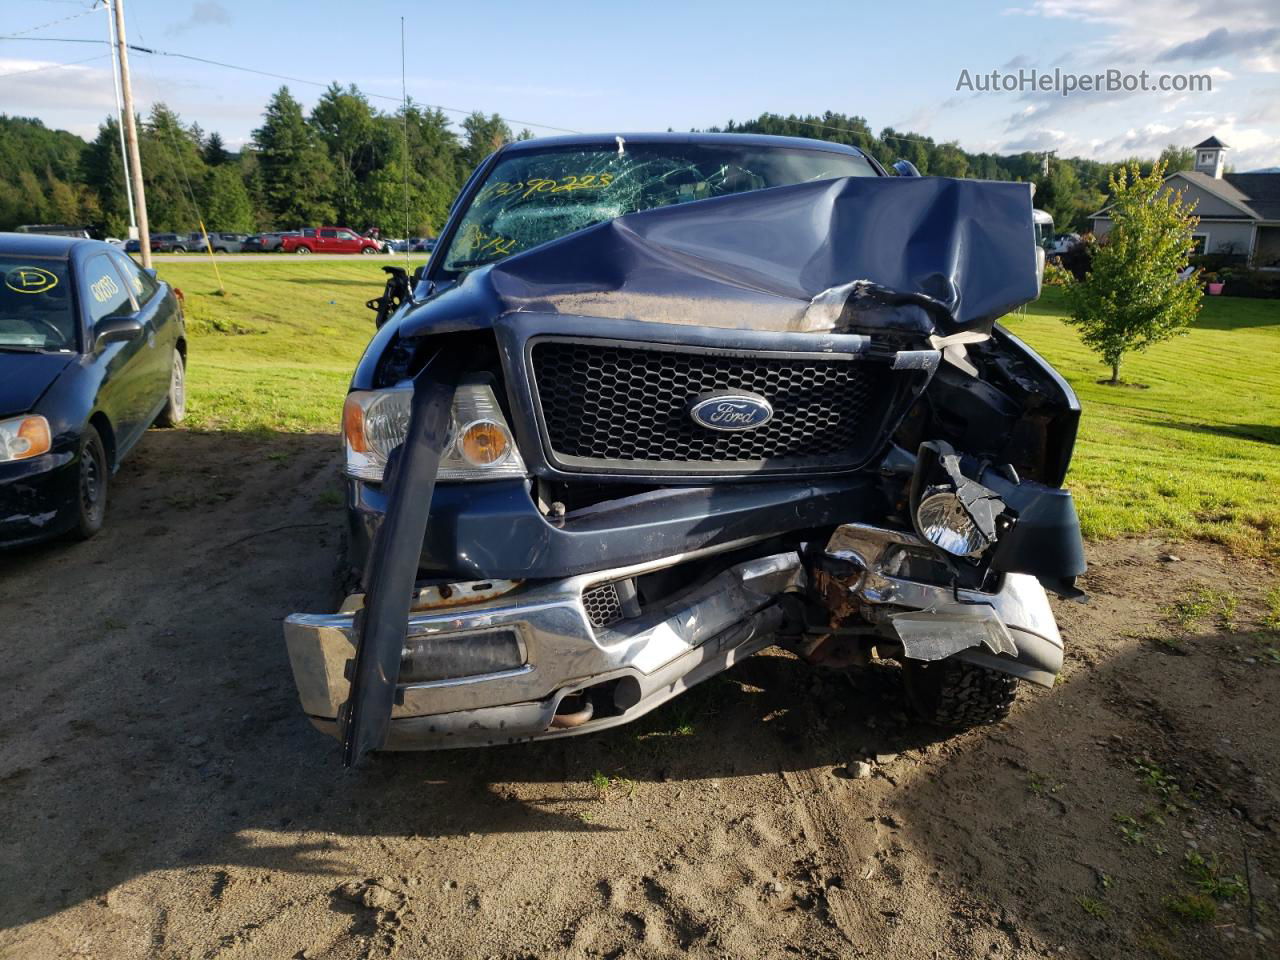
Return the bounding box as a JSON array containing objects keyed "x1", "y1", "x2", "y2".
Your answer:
[{"x1": 111, "y1": 0, "x2": 151, "y2": 267}]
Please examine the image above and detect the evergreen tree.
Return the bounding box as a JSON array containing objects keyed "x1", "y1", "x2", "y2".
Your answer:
[
  {"x1": 311, "y1": 83, "x2": 384, "y2": 225},
  {"x1": 460, "y1": 112, "x2": 512, "y2": 178},
  {"x1": 204, "y1": 164, "x2": 255, "y2": 232},
  {"x1": 252, "y1": 86, "x2": 336, "y2": 227},
  {"x1": 203, "y1": 131, "x2": 229, "y2": 166}
]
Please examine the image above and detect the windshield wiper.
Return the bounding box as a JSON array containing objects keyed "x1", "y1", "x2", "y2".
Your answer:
[{"x1": 445, "y1": 257, "x2": 505, "y2": 270}]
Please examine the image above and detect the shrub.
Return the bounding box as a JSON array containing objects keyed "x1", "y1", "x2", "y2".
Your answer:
[
  {"x1": 1043, "y1": 261, "x2": 1074, "y2": 286},
  {"x1": 1066, "y1": 162, "x2": 1202, "y2": 383}
]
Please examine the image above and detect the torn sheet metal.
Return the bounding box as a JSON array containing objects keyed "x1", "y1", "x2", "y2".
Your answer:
[
  {"x1": 402, "y1": 175, "x2": 1039, "y2": 339},
  {"x1": 890, "y1": 605, "x2": 1019, "y2": 661},
  {"x1": 939, "y1": 453, "x2": 1007, "y2": 543}
]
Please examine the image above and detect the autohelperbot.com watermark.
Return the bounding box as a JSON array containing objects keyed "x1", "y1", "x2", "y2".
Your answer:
[{"x1": 956, "y1": 68, "x2": 1212, "y2": 97}]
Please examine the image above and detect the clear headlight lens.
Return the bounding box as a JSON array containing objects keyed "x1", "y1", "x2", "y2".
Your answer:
[
  {"x1": 916, "y1": 490, "x2": 988, "y2": 557},
  {"x1": 343, "y1": 383, "x2": 526, "y2": 482},
  {"x1": 0, "y1": 415, "x2": 51, "y2": 463}
]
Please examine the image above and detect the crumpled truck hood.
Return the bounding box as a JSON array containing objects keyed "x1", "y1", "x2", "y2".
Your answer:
[{"x1": 401, "y1": 175, "x2": 1039, "y2": 339}]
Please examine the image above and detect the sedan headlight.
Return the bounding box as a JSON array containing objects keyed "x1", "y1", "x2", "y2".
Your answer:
[
  {"x1": 343, "y1": 383, "x2": 527, "y2": 482},
  {"x1": 0, "y1": 415, "x2": 51, "y2": 463}
]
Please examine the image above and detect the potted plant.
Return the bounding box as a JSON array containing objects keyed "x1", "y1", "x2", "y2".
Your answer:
[{"x1": 1202, "y1": 271, "x2": 1224, "y2": 295}]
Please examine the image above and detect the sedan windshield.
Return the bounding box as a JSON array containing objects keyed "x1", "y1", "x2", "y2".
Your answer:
[
  {"x1": 0, "y1": 258, "x2": 76, "y2": 351},
  {"x1": 441, "y1": 142, "x2": 878, "y2": 273}
]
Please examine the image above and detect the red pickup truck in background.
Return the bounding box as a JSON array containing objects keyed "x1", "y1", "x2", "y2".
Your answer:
[{"x1": 280, "y1": 227, "x2": 381, "y2": 255}]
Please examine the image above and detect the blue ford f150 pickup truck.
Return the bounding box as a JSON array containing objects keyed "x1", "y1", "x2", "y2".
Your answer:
[{"x1": 283, "y1": 133, "x2": 1085, "y2": 765}]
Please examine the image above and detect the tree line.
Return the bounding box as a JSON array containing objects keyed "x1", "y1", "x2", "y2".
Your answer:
[{"x1": 1, "y1": 95, "x2": 1197, "y2": 239}]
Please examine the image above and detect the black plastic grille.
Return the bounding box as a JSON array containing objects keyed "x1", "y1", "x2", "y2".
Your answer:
[
  {"x1": 530, "y1": 339, "x2": 894, "y2": 471},
  {"x1": 582, "y1": 582, "x2": 623, "y2": 628}
]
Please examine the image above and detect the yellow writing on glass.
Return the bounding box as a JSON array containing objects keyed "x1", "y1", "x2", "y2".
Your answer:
[
  {"x1": 90, "y1": 274, "x2": 121, "y2": 303},
  {"x1": 462, "y1": 225, "x2": 517, "y2": 258},
  {"x1": 478, "y1": 173, "x2": 615, "y2": 205},
  {"x1": 4, "y1": 267, "x2": 59, "y2": 294}
]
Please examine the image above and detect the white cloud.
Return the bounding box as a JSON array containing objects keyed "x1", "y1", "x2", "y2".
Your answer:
[{"x1": 0, "y1": 59, "x2": 117, "y2": 118}]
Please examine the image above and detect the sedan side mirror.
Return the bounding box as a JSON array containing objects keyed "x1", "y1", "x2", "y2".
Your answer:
[{"x1": 94, "y1": 315, "x2": 144, "y2": 351}]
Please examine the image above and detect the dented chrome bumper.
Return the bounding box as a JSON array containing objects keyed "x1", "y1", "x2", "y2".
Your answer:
[
  {"x1": 283, "y1": 520, "x2": 1065, "y2": 752},
  {"x1": 284, "y1": 550, "x2": 804, "y2": 750}
]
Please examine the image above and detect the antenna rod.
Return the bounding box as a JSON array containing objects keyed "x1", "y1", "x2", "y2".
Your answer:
[
  {"x1": 401, "y1": 16, "x2": 410, "y2": 268},
  {"x1": 111, "y1": 0, "x2": 151, "y2": 267}
]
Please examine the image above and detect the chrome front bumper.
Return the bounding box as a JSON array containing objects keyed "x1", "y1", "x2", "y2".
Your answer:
[
  {"x1": 284, "y1": 549, "x2": 805, "y2": 749},
  {"x1": 283, "y1": 523, "x2": 1065, "y2": 751}
]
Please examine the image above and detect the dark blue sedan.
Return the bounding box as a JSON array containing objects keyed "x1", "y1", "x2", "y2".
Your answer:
[{"x1": 0, "y1": 234, "x2": 186, "y2": 545}]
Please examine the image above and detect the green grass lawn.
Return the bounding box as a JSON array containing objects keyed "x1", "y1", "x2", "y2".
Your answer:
[
  {"x1": 160, "y1": 261, "x2": 1279, "y2": 555},
  {"x1": 1004, "y1": 287, "x2": 1279, "y2": 556},
  {"x1": 156, "y1": 259, "x2": 427, "y2": 433}
]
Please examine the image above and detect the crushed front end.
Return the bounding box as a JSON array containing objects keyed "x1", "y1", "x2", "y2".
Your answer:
[{"x1": 284, "y1": 172, "x2": 1086, "y2": 764}]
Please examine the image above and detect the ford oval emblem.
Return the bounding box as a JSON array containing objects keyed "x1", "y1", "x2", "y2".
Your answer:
[{"x1": 688, "y1": 391, "x2": 774, "y2": 432}]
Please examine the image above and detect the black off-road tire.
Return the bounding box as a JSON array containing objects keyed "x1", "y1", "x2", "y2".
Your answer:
[{"x1": 901, "y1": 658, "x2": 1018, "y2": 729}]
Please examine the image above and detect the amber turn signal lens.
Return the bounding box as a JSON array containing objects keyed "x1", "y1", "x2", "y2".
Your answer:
[
  {"x1": 342, "y1": 395, "x2": 368, "y2": 453},
  {"x1": 14, "y1": 416, "x2": 51, "y2": 460},
  {"x1": 456, "y1": 420, "x2": 510, "y2": 467}
]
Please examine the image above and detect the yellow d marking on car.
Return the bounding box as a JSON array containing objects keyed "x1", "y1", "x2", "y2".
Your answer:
[
  {"x1": 89, "y1": 273, "x2": 121, "y2": 303},
  {"x1": 4, "y1": 266, "x2": 59, "y2": 294}
]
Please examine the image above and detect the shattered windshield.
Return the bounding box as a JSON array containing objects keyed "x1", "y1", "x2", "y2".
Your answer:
[{"x1": 441, "y1": 142, "x2": 878, "y2": 273}]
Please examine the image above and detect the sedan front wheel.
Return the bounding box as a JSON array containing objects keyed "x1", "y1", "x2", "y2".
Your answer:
[{"x1": 72, "y1": 425, "x2": 109, "y2": 540}]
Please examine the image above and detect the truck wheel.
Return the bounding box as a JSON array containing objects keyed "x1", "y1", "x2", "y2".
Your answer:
[
  {"x1": 173, "y1": 245, "x2": 187, "y2": 254},
  {"x1": 901, "y1": 658, "x2": 1018, "y2": 729},
  {"x1": 295, "y1": 245, "x2": 312, "y2": 255},
  {"x1": 156, "y1": 349, "x2": 186, "y2": 426},
  {"x1": 361, "y1": 246, "x2": 376, "y2": 255},
  {"x1": 73, "y1": 425, "x2": 109, "y2": 540}
]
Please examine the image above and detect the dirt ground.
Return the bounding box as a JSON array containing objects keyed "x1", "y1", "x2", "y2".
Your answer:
[{"x1": 1, "y1": 430, "x2": 1277, "y2": 960}]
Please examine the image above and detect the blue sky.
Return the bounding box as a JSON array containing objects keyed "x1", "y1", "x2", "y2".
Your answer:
[{"x1": 3, "y1": 0, "x2": 1278, "y2": 169}]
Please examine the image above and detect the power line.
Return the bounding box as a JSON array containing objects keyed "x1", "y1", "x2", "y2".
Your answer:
[
  {"x1": 4, "y1": 6, "x2": 97, "y2": 38},
  {"x1": 0, "y1": 34, "x2": 582, "y2": 134}
]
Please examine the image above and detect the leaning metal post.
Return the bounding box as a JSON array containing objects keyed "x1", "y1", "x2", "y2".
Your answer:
[{"x1": 340, "y1": 355, "x2": 457, "y2": 766}]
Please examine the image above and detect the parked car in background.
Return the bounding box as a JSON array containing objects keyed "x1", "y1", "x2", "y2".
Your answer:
[
  {"x1": 104, "y1": 237, "x2": 126, "y2": 250},
  {"x1": 242, "y1": 231, "x2": 298, "y2": 253},
  {"x1": 280, "y1": 227, "x2": 381, "y2": 255},
  {"x1": 14, "y1": 224, "x2": 92, "y2": 239},
  {"x1": 410, "y1": 236, "x2": 437, "y2": 253},
  {"x1": 0, "y1": 233, "x2": 186, "y2": 546},
  {"x1": 186, "y1": 232, "x2": 248, "y2": 254},
  {"x1": 1047, "y1": 233, "x2": 1081, "y2": 257},
  {"x1": 147, "y1": 234, "x2": 190, "y2": 253}
]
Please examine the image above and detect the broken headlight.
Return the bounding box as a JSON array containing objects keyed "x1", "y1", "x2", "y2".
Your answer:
[
  {"x1": 915, "y1": 488, "x2": 989, "y2": 557},
  {"x1": 343, "y1": 383, "x2": 527, "y2": 483}
]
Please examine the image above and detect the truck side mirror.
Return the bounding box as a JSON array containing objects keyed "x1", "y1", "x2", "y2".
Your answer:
[{"x1": 892, "y1": 159, "x2": 922, "y2": 177}]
